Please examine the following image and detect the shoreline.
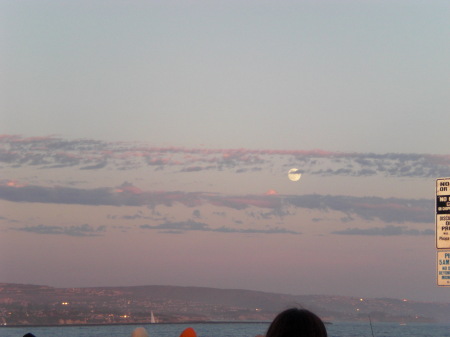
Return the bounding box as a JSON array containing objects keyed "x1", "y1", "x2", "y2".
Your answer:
[{"x1": 0, "y1": 321, "x2": 272, "y2": 328}]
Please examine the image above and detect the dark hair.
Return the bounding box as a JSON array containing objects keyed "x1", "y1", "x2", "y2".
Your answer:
[{"x1": 265, "y1": 308, "x2": 327, "y2": 337}]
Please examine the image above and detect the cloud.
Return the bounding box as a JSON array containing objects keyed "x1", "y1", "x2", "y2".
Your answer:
[
  {"x1": 0, "y1": 180, "x2": 433, "y2": 224},
  {"x1": 80, "y1": 161, "x2": 108, "y2": 170},
  {"x1": 332, "y1": 225, "x2": 434, "y2": 236},
  {"x1": 285, "y1": 195, "x2": 433, "y2": 223},
  {"x1": 208, "y1": 195, "x2": 282, "y2": 210},
  {"x1": 0, "y1": 183, "x2": 120, "y2": 205},
  {"x1": 141, "y1": 221, "x2": 209, "y2": 232},
  {"x1": 214, "y1": 226, "x2": 300, "y2": 235},
  {"x1": 12, "y1": 224, "x2": 106, "y2": 237},
  {"x1": 0, "y1": 181, "x2": 205, "y2": 207},
  {"x1": 0, "y1": 214, "x2": 19, "y2": 224},
  {"x1": 1, "y1": 135, "x2": 450, "y2": 178},
  {"x1": 140, "y1": 220, "x2": 300, "y2": 235},
  {"x1": 0, "y1": 180, "x2": 283, "y2": 211},
  {"x1": 122, "y1": 214, "x2": 144, "y2": 220}
]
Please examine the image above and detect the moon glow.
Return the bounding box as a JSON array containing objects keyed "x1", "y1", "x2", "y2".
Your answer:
[{"x1": 288, "y1": 168, "x2": 301, "y2": 182}]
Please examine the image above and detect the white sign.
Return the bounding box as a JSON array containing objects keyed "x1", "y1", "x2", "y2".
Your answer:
[
  {"x1": 437, "y1": 177, "x2": 450, "y2": 197},
  {"x1": 436, "y1": 178, "x2": 450, "y2": 249},
  {"x1": 437, "y1": 251, "x2": 450, "y2": 286},
  {"x1": 436, "y1": 214, "x2": 450, "y2": 249}
]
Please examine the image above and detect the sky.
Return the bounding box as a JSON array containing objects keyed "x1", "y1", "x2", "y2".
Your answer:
[{"x1": 1, "y1": 0, "x2": 450, "y2": 303}]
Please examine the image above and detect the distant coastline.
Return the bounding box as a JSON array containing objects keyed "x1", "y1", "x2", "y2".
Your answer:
[{"x1": 0, "y1": 283, "x2": 448, "y2": 325}]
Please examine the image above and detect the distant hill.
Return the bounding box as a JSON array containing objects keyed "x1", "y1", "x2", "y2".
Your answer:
[{"x1": 1, "y1": 283, "x2": 450, "y2": 325}]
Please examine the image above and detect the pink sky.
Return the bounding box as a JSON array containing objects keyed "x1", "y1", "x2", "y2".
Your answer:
[
  {"x1": 0, "y1": 135, "x2": 446, "y2": 302},
  {"x1": 1, "y1": 1, "x2": 450, "y2": 304}
]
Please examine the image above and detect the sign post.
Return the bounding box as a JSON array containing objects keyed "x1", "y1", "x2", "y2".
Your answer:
[{"x1": 436, "y1": 178, "x2": 450, "y2": 286}]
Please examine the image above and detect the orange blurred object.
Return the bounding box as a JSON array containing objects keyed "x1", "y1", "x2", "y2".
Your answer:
[{"x1": 179, "y1": 327, "x2": 197, "y2": 337}]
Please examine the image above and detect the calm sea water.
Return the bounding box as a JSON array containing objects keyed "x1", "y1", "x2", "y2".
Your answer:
[{"x1": 1, "y1": 321, "x2": 450, "y2": 337}]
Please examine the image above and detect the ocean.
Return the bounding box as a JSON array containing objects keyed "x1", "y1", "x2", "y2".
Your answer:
[{"x1": 1, "y1": 321, "x2": 450, "y2": 337}]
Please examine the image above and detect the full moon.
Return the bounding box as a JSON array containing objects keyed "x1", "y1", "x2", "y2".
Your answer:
[{"x1": 288, "y1": 168, "x2": 301, "y2": 182}]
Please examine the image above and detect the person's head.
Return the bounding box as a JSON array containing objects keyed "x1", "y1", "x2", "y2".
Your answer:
[
  {"x1": 266, "y1": 308, "x2": 327, "y2": 337},
  {"x1": 23, "y1": 334, "x2": 36, "y2": 337},
  {"x1": 131, "y1": 327, "x2": 149, "y2": 337}
]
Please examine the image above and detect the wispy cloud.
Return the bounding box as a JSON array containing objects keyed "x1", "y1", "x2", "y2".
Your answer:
[
  {"x1": 285, "y1": 195, "x2": 433, "y2": 223},
  {"x1": 0, "y1": 215, "x2": 19, "y2": 224},
  {"x1": 0, "y1": 180, "x2": 433, "y2": 225},
  {"x1": 0, "y1": 135, "x2": 438, "y2": 239},
  {"x1": 140, "y1": 221, "x2": 300, "y2": 235},
  {"x1": 1, "y1": 135, "x2": 449, "y2": 178},
  {"x1": 332, "y1": 225, "x2": 434, "y2": 236},
  {"x1": 12, "y1": 224, "x2": 106, "y2": 237}
]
